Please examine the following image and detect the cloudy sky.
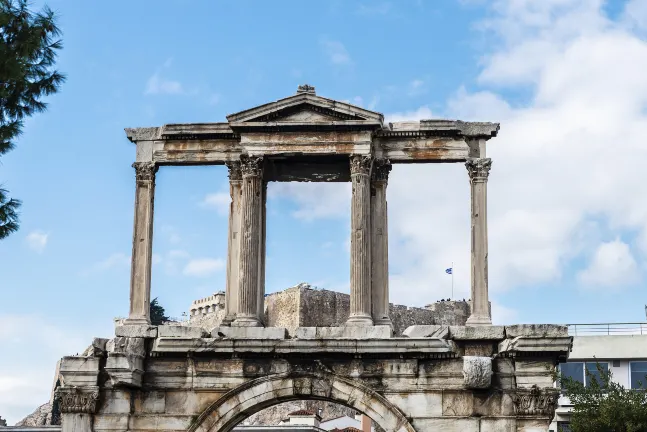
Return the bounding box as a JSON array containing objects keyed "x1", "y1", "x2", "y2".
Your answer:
[{"x1": 2, "y1": 0, "x2": 647, "y2": 424}]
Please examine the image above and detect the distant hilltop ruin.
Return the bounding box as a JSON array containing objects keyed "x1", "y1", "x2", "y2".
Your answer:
[{"x1": 187, "y1": 282, "x2": 472, "y2": 336}]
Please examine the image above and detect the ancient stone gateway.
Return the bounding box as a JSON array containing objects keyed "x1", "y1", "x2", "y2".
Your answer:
[{"x1": 55, "y1": 86, "x2": 572, "y2": 432}]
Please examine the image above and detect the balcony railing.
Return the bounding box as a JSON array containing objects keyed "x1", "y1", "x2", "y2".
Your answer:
[{"x1": 566, "y1": 322, "x2": 647, "y2": 336}]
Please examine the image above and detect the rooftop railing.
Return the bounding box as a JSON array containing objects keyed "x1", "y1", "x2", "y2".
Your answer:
[{"x1": 566, "y1": 322, "x2": 647, "y2": 336}]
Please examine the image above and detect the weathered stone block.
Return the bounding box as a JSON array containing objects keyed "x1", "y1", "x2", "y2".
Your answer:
[
  {"x1": 442, "y1": 391, "x2": 474, "y2": 416},
  {"x1": 158, "y1": 325, "x2": 207, "y2": 338},
  {"x1": 386, "y1": 392, "x2": 442, "y2": 417},
  {"x1": 115, "y1": 324, "x2": 157, "y2": 338},
  {"x1": 498, "y1": 336, "x2": 572, "y2": 356},
  {"x1": 464, "y1": 342, "x2": 496, "y2": 356},
  {"x1": 294, "y1": 325, "x2": 392, "y2": 339},
  {"x1": 105, "y1": 353, "x2": 144, "y2": 388},
  {"x1": 463, "y1": 356, "x2": 492, "y2": 389},
  {"x1": 210, "y1": 326, "x2": 287, "y2": 339},
  {"x1": 505, "y1": 324, "x2": 568, "y2": 338},
  {"x1": 412, "y1": 417, "x2": 480, "y2": 432},
  {"x1": 107, "y1": 337, "x2": 146, "y2": 357},
  {"x1": 450, "y1": 326, "x2": 505, "y2": 340},
  {"x1": 402, "y1": 325, "x2": 449, "y2": 338},
  {"x1": 59, "y1": 356, "x2": 101, "y2": 386},
  {"x1": 480, "y1": 418, "x2": 516, "y2": 432}
]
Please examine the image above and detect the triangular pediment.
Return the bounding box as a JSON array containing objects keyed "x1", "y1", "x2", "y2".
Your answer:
[{"x1": 226, "y1": 86, "x2": 384, "y2": 128}]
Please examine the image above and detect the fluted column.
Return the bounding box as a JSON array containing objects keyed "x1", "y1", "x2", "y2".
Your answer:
[
  {"x1": 125, "y1": 162, "x2": 158, "y2": 325},
  {"x1": 257, "y1": 181, "x2": 267, "y2": 323},
  {"x1": 465, "y1": 158, "x2": 492, "y2": 326},
  {"x1": 371, "y1": 159, "x2": 392, "y2": 327},
  {"x1": 347, "y1": 155, "x2": 374, "y2": 327},
  {"x1": 222, "y1": 162, "x2": 242, "y2": 326},
  {"x1": 233, "y1": 155, "x2": 264, "y2": 327}
]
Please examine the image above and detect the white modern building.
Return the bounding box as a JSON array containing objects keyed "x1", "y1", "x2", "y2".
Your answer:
[{"x1": 550, "y1": 323, "x2": 647, "y2": 432}]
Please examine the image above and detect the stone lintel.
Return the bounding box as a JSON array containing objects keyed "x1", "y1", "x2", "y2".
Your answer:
[
  {"x1": 403, "y1": 325, "x2": 449, "y2": 339},
  {"x1": 152, "y1": 337, "x2": 458, "y2": 355},
  {"x1": 498, "y1": 336, "x2": 573, "y2": 357},
  {"x1": 59, "y1": 356, "x2": 101, "y2": 387},
  {"x1": 449, "y1": 326, "x2": 505, "y2": 341},
  {"x1": 115, "y1": 324, "x2": 158, "y2": 338},
  {"x1": 158, "y1": 325, "x2": 208, "y2": 338},
  {"x1": 125, "y1": 127, "x2": 162, "y2": 142},
  {"x1": 295, "y1": 326, "x2": 392, "y2": 339},
  {"x1": 210, "y1": 326, "x2": 287, "y2": 340},
  {"x1": 504, "y1": 324, "x2": 568, "y2": 338}
]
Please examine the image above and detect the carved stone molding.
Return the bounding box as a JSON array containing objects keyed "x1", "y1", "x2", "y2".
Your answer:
[
  {"x1": 465, "y1": 158, "x2": 492, "y2": 181},
  {"x1": 511, "y1": 386, "x2": 559, "y2": 417},
  {"x1": 54, "y1": 386, "x2": 100, "y2": 414},
  {"x1": 350, "y1": 155, "x2": 372, "y2": 176},
  {"x1": 373, "y1": 159, "x2": 392, "y2": 183},
  {"x1": 132, "y1": 162, "x2": 158, "y2": 182},
  {"x1": 240, "y1": 155, "x2": 263, "y2": 177},
  {"x1": 463, "y1": 356, "x2": 492, "y2": 389},
  {"x1": 226, "y1": 161, "x2": 242, "y2": 181},
  {"x1": 297, "y1": 84, "x2": 316, "y2": 95}
]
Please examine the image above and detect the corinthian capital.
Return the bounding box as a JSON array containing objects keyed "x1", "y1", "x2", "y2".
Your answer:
[
  {"x1": 240, "y1": 155, "x2": 263, "y2": 177},
  {"x1": 372, "y1": 159, "x2": 392, "y2": 183},
  {"x1": 350, "y1": 155, "x2": 372, "y2": 176},
  {"x1": 132, "y1": 162, "x2": 158, "y2": 182},
  {"x1": 465, "y1": 158, "x2": 492, "y2": 181},
  {"x1": 55, "y1": 386, "x2": 100, "y2": 414},
  {"x1": 226, "y1": 161, "x2": 242, "y2": 181},
  {"x1": 511, "y1": 386, "x2": 559, "y2": 417}
]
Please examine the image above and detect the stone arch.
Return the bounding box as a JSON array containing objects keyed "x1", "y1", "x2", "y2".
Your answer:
[{"x1": 190, "y1": 371, "x2": 417, "y2": 432}]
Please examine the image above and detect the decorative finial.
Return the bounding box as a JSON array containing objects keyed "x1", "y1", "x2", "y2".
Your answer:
[{"x1": 297, "y1": 84, "x2": 316, "y2": 95}]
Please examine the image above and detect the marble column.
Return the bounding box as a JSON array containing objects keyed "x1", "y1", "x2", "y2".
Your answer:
[
  {"x1": 465, "y1": 158, "x2": 492, "y2": 326},
  {"x1": 125, "y1": 162, "x2": 158, "y2": 325},
  {"x1": 222, "y1": 162, "x2": 242, "y2": 326},
  {"x1": 257, "y1": 181, "x2": 267, "y2": 323},
  {"x1": 371, "y1": 159, "x2": 392, "y2": 327},
  {"x1": 233, "y1": 155, "x2": 264, "y2": 327},
  {"x1": 347, "y1": 155, "x2": 374, "y2": 327}
]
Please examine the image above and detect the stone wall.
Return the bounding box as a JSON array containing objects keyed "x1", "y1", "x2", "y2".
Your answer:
[{"x1": 189, "y1": 283, "x2": 470, "y2": 335}]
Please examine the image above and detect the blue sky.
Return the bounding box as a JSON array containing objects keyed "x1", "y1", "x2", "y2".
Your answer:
[{"x1": 2, "y1": 0, "x2": 647, "y2": 424}]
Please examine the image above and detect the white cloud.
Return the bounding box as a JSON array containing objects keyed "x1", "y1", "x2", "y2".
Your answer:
[
  {"x1": 269, "y1": 183, "x2": 350, "y2": 221},
  {"x1": 183, "y1": 258, "x2": 225, "y2": 277},
  {"x1": 385, "y1": 106, "x2": 433, "y2": 123},
  {"x1": 319, "y1": 38, "x2": 352, "y2": 65},
  {"x1": 145, "y1": 72, "x2": 184, "y2": 95},
  {"x1": 577, "y1": 239, "x2": 639, "y2": 288},
  {"x1": 274, "y1": 0, "x2": 647, "y2": 312},
  {"x1": 80, "y1": 252, "x2": 130, "y2": 276},
  {"x1": 0, "y1": 314, "x2": 111, "y2": 425},
  {"x1": 407, "y1": 79, "x2": 427, "y2": 96},
  {"x1": 357, "y1": 2, "x2": 391, "y2": 15},
  {"x1": 624, "y1": 0, "x2": 647, "y2": 30},
  {"x1": 25, "y1": 231, "x2": 48, "y2": 253},
  {"x1": 201, "y1": 192, "x2": 230, "y2": 216}
]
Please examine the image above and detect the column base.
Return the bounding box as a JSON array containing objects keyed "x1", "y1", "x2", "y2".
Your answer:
[
  {"x1": 466, "y1": 314, "x2": 492, "y2": 326},
  {"x1": 122, "y1": 317, "x2": 151, "y2": 326},
  {"x1": 231, "y1": 314, "x2": 263, "y2": 327},
  {"x1": 345, "y1": 314, "x2": 374, "y2": 327},
  {"x1": 374, "y1": 317, "x2": 393, "y2": 328},
  {"x1": 220, "y1": 314, "x2": 235, "y2": 327}
]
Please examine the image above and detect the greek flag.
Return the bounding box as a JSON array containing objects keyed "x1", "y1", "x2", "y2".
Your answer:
[{"x1": 445, "y1": 268, "x2": 453, "y2": 275}]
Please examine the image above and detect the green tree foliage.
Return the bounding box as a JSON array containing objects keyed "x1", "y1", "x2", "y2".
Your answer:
[
  {"x1": 560, "y1": 363, "x2": 647, "y2": 432},
  {"x1": 0, "y1": 187, "x2": 19, "y2": 239},
  {"x1": 150, "y1": 297, "x2": 170, "y2": 325},
  {"x1": 0, "y1": 0, "x2": 65, "y2": 238}
]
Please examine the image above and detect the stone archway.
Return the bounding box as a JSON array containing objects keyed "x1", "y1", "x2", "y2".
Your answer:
[{"x1": 189, "y1": 371, "x2": 417, "y2": 432}]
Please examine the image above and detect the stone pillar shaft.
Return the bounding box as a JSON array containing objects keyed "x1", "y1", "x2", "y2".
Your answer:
[
  {"x1": 347, "y1": 155, "x2": 374, "y2": 327},
  {"x1": 466, "y1": 158, "x2": 492, "y2": 326},
  {"x1": 223, "y1": 162, "x2": 242, "y2": 326},
  {"x1": 371, "y1": 160, "x2": 392, "y2": 327},
  {"x1": 257, "y1": 181, "x2": 267, "y2": 323},
  {"x1": 233, "y1": 156, "x2": 264, "y2": 327},
  {"x1": 126, "y1": 162, "x2": 157, "y2": 325}
]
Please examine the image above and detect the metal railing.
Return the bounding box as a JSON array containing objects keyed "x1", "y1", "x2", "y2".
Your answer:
[{"x1": 566, "y1": 322, "x2": 647, "y2": 336}]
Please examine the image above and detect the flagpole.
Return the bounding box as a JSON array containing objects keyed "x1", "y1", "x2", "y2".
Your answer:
[{"x1": 451, "y1": 261, "x2": 454, "y2": 299}]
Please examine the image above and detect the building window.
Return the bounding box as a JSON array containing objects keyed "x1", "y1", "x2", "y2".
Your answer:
[
  {"x1": 630, "y1": 361, "x2": 647, "y2": 389},
  {"x1": 560, "y1": 362, "x2": 609, "y2": 388},
  {"x1": 557, "y1": 422, "x2": 572, "y2": 432}
]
